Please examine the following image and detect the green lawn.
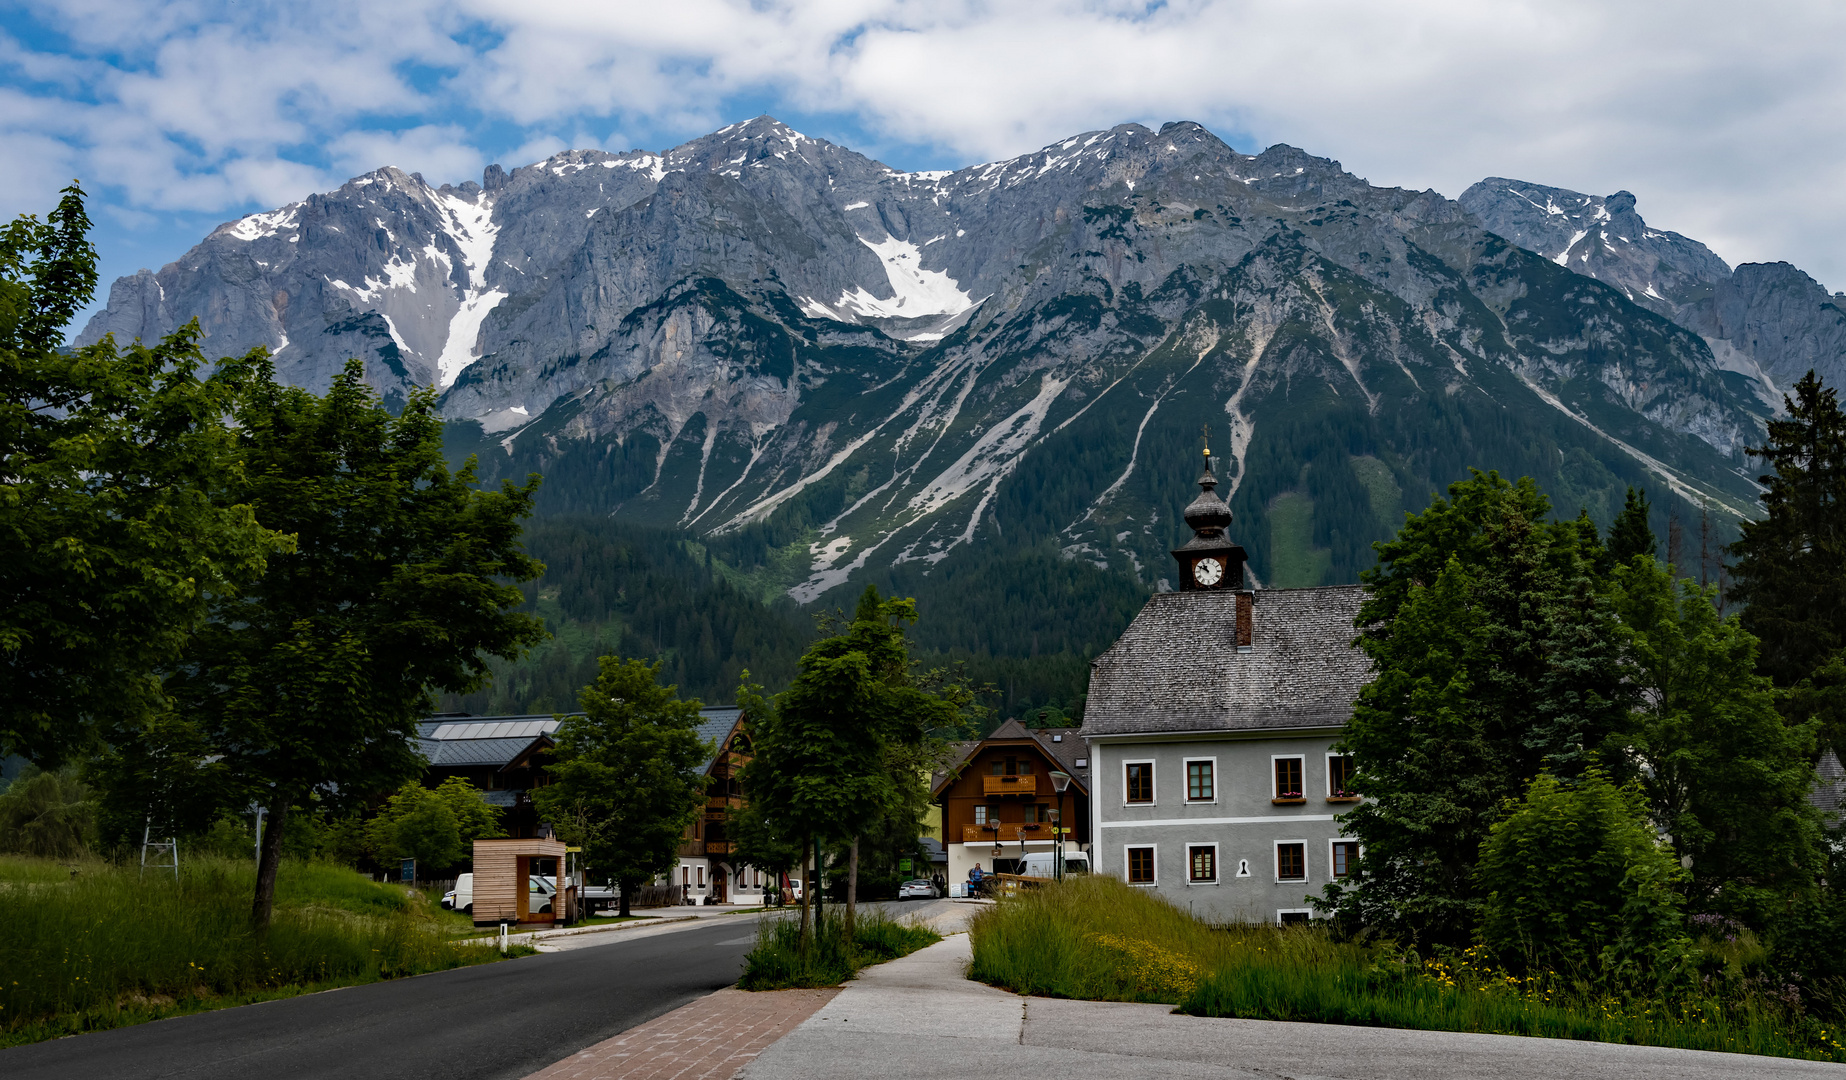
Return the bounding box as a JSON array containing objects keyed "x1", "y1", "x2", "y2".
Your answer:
[
  {"x1": 968, "y1": 876, "x2": 1845, "y2": 1063},
  {"x1": 0, "y1": 854, "x2": 525, "y2": 1047}
]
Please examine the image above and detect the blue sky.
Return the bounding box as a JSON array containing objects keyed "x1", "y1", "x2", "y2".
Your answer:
[{"x1": 6, "y1": 0, "x2": 1844, "y2": 331}]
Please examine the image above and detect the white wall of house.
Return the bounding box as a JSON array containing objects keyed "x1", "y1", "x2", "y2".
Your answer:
[{"x1": 1087, "y1": 730, "x2": 1361, "y2": 924}]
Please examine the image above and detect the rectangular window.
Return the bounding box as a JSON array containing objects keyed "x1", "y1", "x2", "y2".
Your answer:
[
  {"x1": 1278, "y1": 910, "x2": 1311, "y2": 926},
  {"x1": 1277, "y1": 843, "x2": 1306, "y2": 881},
  {"x1": 1188, "y1": 846, "x2": 1217, "y2": 883},
  {"x1": 681, "y1": 866, "x2": 690, "y2": 887},
  {"x1": 1018, "y1": 759, "x2": 1034, "y2": 775},
  {"x1": 974, "y1": 805, "x2": 989, "y2": 825},
  {"x1": 991, "y1": 760, "x2": 1005, "y2": 775},
  {"x1": 1329, "y1": 755, "x2": 1356, "y2": 797},
  {"x1": 1274, "y1": 757, "x2": 1304, "y2": 799},
  {"x1": 1023, "y1": 804, "x2": 1039, "y2": 824},
  {"x1": 696, "y1": 866, "x2": 705, "y2": 888},
  {"x1": 1332, "y1": 841, "x2": 1359, "y2": 878},
  {"x1": 1125, "y1": 762, "x2": 1154, "y2": 803},
  {"x1": 1186, "y1": 760, "x2": 1215, "y2": 801},
  {"x1": 1127, "y1": 846, "x2": 1156, "y2": 884}
]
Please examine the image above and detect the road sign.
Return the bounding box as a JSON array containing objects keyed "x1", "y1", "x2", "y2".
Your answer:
[{"x1": 898, "y1": 858, "x2": 912, "y2": 874}]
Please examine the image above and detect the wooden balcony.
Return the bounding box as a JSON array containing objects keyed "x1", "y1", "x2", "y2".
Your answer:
[
  {"x1": 961, "y1": 822, "x2": 1052, "y2": 843},
  {"x1": 983, "y1": 774, "x2": 1037, "y2": 796},
  {"x1": 704, "y1": 841, "x2": 732, "y2": 855}
]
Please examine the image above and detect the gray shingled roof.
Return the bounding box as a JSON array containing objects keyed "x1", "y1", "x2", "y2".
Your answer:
[
  {"x1": 1084, "y1": 585, "x2": 1373, "y2": 736},
  {"x1": 693, "y1": 708, "x2": 743, "y2": 773}
]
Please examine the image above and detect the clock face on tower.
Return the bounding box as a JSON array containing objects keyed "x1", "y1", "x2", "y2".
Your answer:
[{"x1": 1193, "y1": 557, "x2": 1224, "y2": 587}]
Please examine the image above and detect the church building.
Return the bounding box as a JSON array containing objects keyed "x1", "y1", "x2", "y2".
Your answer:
[{"x1": 1083, "y1": 448, "x2": 1374, "y2": 923}]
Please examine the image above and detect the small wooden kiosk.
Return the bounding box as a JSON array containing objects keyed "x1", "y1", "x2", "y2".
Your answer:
[{"x1": 471, "y1": 837, "x2": 569, "y2": 927}]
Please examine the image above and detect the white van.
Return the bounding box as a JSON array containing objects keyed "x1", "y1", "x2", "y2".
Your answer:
[
  {"x1": 1018, "y1": 852, "x2": 1089, "y2": 878},
  {"x1": 441, "y1": 872, "x2": 556, "y2": 916}
]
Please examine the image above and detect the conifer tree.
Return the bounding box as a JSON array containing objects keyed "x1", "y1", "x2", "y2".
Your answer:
[
  {"x1": 1728, "y1": 370, "x2": 1846, "y2": 687},
  {"x1": 1607, "y1": 486, "x2": 1658, "y2": 565}
]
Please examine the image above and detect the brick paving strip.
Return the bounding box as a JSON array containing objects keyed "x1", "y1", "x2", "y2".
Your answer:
[{"x1": 524, "y1": 987, "x2": 840, "y2": 1080}]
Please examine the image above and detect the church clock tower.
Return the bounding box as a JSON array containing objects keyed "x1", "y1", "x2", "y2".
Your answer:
[{"x1": 1171, "y1": 448, "x2": 1247, "y2": 591}]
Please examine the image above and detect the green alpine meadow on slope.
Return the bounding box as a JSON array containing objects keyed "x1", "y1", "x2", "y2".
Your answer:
[
  {"x1": 0, "y1": 855, "x2": 522, "y2": 1047},
  {"x1": 969, "y1": 877, "x2": 1846, "y2": 1063}
]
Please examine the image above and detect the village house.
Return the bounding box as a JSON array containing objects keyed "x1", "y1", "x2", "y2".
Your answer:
[
  {"x1": 664, "y1": 708, "x2": 776, "y2": 905},
  {"x1": 932, "y1": 718, "x2": 1091, "y2": 890},
  {"x1": 1083, "y1": 449, "x2": 1374, "y2": 924},
  {"x1": 418, "y1": 707, "x2": 764, "y2": 907}
]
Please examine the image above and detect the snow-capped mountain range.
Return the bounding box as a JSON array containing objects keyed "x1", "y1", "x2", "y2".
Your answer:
[{"x1": 78, "y1": 117, "x2": 1845, "y2": 602}]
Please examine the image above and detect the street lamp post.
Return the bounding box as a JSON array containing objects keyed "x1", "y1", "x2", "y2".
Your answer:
[{"x1": 1048, "y1": 770, "x2": 1072, "y2": 882}]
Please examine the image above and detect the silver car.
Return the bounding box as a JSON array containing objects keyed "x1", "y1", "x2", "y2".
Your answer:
[{"x1": 897, "y1": 878, "x2": 937, "y2": 900}]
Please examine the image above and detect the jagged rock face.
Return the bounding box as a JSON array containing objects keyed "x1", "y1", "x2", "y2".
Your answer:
[
  {"x1": 1460, "y1": 178, "x2": 1846, "y2": 404},
  {"x1": 86, "y1": 116, "x2": 1797, "y2": 602}
]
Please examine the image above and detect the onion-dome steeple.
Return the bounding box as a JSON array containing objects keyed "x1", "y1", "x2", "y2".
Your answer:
[{"x1": 1171, "y1": 445, "x2": 1247, "y2": 591}]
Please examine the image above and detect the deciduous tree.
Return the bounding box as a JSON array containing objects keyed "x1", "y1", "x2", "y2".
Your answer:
[
  {"x1": 169, "y1": 360, "x2": 544, "y2": 927},
  {"x1": 1611, "y1": 555, "x2": 1822, "y2": 924},
  {"x1": 534, "y1": 658, "x2": 712, "y2": 918},
  {"x1": 1, "y1": 184, "x2": 284, "y2": 764},
  {"x1": 1322, "y1": 471, "x2": 1630, "y2": 945}
]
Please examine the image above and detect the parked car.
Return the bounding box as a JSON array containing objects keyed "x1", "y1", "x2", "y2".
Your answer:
[
  {"x1": 440, "y1": 872, "x2": 556, "y2": 916},
  {"x1": 897, "y1": 878, "x2": 938, "y2": 900}
]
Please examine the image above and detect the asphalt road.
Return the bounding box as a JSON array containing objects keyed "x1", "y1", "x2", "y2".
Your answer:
[{"x1": 0, "y1": 916, "x2": 761, "y2": 1080}]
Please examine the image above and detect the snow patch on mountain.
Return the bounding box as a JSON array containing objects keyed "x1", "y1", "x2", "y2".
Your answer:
[
  {"x1": 833, "y1": 236, "x2": 975, "y2": 320},
  {"x1": 433, "y1": 190, "x2": 504, "y2": 388},
  {"x1": 225, "y1": 204, "x2": 301, "y2": 241}
]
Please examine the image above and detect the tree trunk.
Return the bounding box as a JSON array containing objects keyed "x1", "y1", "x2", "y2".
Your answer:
[
  {"x1": 250, "y1": 799, "x2": 289, "y2": 929},
  {"x1": 618, "y1": 875, "x2": 635, "y2": 918},
  {"x1": 799, "y1": 835, "x2": 812, "y2": 944},
  {"x1": 811, "y1": 836, "x2": 823, "y2": 930},
  {"x1": 846, "y1": 836, "x2": 859, "y2": 939}
]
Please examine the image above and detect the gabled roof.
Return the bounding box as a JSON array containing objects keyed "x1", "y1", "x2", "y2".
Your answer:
[
  {"x1": 1084, "y1": 585, "x2": 1372, "y2": 736},
  {"x1": 415, "y1": 706, "x2": 740, "y2": 775},
  {"x1": 931, "y1": 718, "x2": 1091, "y2": 798},
  {"x1": 693, "y1": 708, "x2": 744, "y2": 773}
]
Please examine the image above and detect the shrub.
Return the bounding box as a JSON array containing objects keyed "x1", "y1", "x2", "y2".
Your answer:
[
  {"x1": 1474, "y1": 770, "x2": 1689, "y2": 985},
  {"x1": 0, "y1": 767, "x2": 95, "y2": 857},
  {"x1": 738, "y1": 908, "x2": 938, "y2": 989}
]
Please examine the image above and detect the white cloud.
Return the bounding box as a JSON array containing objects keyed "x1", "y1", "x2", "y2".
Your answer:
[
  {"x1": 328, "y1": 125, "x2": 486, "y2": 185},
  {"x1": 5, "y1": 0, "x2": 1846, "y2": 290}
]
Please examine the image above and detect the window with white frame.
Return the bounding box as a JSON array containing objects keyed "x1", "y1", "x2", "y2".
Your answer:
[
  {"x1": 1187, "y1": 844, "x2": 1218, "y2": 883},
  {"x1": 1273, "y1": 756, "x2": 1305, "y2": 799},
  {"x1": 1185, "y1": 758, "x2": 1215, "y2": 801},
  {"x1": 1124, "y1": 761, "x2": 1154, "y2": 804},
  {"x1": 1277, "y1": 909, "x2": 1312, "y2": 925},
  {"x1": 1331, "y1": 841, "x2": 1360, "y2": 879},
  {"x1": 1276, "y1": 841, "x2": 1307, "y2": 881},
  {"x1": 1327, "y1": 753, "x2": 1357, "y2": 798},
  {"x1": 1126, "y1": 845, "x2": 1156, "y2": 884}
]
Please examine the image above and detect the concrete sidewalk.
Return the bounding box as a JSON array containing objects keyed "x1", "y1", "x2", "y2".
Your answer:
[{"x1": 741, "y1": 934, "x2": 1846, "y2": 1080}]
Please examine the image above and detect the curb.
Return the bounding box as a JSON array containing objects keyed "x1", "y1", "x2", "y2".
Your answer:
[{"x1": 462, "y1": 913, "x2": 704, "y2": 947}]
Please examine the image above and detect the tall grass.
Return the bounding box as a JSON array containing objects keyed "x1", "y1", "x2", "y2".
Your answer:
[
  {"x1": 969, "y1": 875, "x2": 1846, "y2": 1063},
  {"x1": 0, "y1": 854, "x2": 511, "y2": 1046},
  {"x1": 738, "y1": 908, "x2": 940, "y2": 990}
]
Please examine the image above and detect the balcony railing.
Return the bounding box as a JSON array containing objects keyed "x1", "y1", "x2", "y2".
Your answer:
[
  {"x1": 961, "y1": 822, "x2": 1052, "y2": 843},
  {"x1": 982, "y1": 774, "x2": 1037, "y2": 796}
]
